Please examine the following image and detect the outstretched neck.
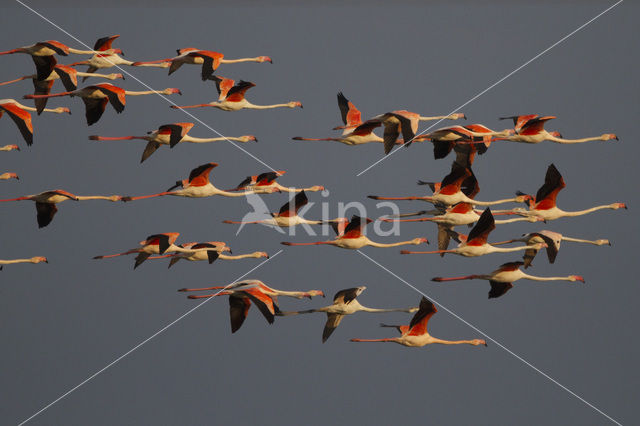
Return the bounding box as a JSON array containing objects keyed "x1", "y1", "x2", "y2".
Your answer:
[
  {"x1": 472, "y1": 197, "x2": 519, "y2": 206},
  {"x1": 547, "y1": 135, "x2": 604, "y2": 144},
  {"x1": 221, "y1": 57, "x2": 264, "y2": 64}
]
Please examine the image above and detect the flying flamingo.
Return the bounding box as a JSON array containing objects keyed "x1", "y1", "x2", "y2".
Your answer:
[
  {"x1": 511, "y1": 164, "x2": 626, "y2": 221},
  {"x1": 432, "y1": 261, "x2": 585, "y2": 299},
  {"x1": 149, "y1": 244, "x2": 268, "y2": 268},
  {"x1": 281, "y1": 215, "x2": 428, "y2": 249},
  {"x1": 293, "y1": 120, "x2": 389, "y2": 146},
  {"x1": 23, "y1": 84, "x2": 181, "y2": 125},
  {"x1": 229, "y1": 170, "x2": 324, "y2": 193},
  {"x1": 400, "y1": 208, "x2": 546, "y2": 257},
  {"x1": 122, "y1": 162, "x2": 272, "y2": 202},
  {"x1": 0, "y1": 256, "x2": 47, "y2": 270},
  {"x1": 369, "y1": 110, "x2": 467, "y2": 154},
  {"x1": 223, "y1": 191, "x2": 336, "y2": 228},
  {"x1": 93, "y1": 232, "x2": 219, "y2": 269},
  {"x1": 369, "y1": 163, "x2": 526, "y2": 207},
  {"x1": 497, "y1": 115, "x2": 618, "y2": 144},
  {"x1": 0, "y1": 189, "x2": 121, "y2": 228},
  {"x1": 0, "y1": 40, "x2": 106, "y2": 80},
  {"x1": 350, "y1": 297, "x2": 487, "y2": 348},
  {"x1": 0, "y1": 172, "x2": 18, "y2": 180},
  {"x1": 0, "y1": 144, "x2": 20, "y2": 151},
  {"x1": 89, "y1": 122, "x2": 257, "y2": 163},
  {"x1": 179, "y1": 279, "x2": 324, "y2": 300},
  {"x1": 491, "y1": 230, "x2": 611, "y2": 268},
  {"x1": 132, "y1": 48, "x2": 272, "y2": 81},
  {"x1": 170, "y1": 77, "x2": 302, "y2": 111},
  {"x1": 277, "y1": 286, "x2": 418, "y2": 343},
  {"x1": 1, "y1": 99, "x2": 70, "y2": 146}
]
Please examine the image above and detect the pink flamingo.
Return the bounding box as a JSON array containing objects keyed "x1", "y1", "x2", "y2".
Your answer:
[
  {"x1": 1, "y1": 99, "x2": 70, "y2": 146},
  {"x1": 0, "y1": 256, "x2": 48, "y2": 270},
  {"x1": 229, "y1": 170, "x2": 324, "y2": 193},
  {"x1": 498, "y1": 115, "x2": 618, "y2": 144}
]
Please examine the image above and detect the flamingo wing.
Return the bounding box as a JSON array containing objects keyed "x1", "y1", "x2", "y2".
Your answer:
[
  {"x1": 278, "y1": 190, "x2": 308, "y2": 217},
  {"x1": 341, "y1": 215, "x2": 371, "y2": 238},
  {"x1": 144, "y1": 233, "x2": 172, "y2": 254},
  {"x1": 93, "y1": 35, "x2": 119, "y2": 51},
  {"x1": 499, "y1": 114, "x2": 538, "y2": 132},
  {"x1": 234, "y1": 175, "x2": 253, "y2": 190},
  {"x1": 433, "y1": 140, "x2": 455, "y2": 160},
  {"x1": 187, "y1": 162, "x2": 218, "y2": 187},
  {"x1": 488, "y1": 281, "x2": 514, "y2": 299},
  {"x1": 32, "y1": 79, "x2": 55, "y2": 114},
  {"x1": 229, "y1": 296, "x2": 252, "y2": 333},
  {"x1": 96, "y1": 85, "x2": 125, "y2": 113},
  {"x1": 406, "y1": 297, "x2": 437, "y2": 336},
  {"x1": 332, "y1": 287, "x2": 360, "y2": 304},
  {"x1": 329, "y1": 220, "x2": 347, "y2": 237},
  {"x1": 190, "y1": 51, "x2": 223, "y2": 81},
  {"x1": 225, "y1": 80, "x2": 256, "y2": 102},
  {"x1": 519, "y1": 116, "x2": 556, "y2": 136},
  {"x1": 0, "y1": 103, "x2": 33, "y2": 145},
  {"x1": 534, "y1": 164, "x2": 566, "y2": 209},
  {"x1": 211, "y1": 76, "x2": 235, "y2": 99},
  {"x1": 37, "y1": 41, "x2": 69, "y2": 56},
  {"x1": 466, "y1": 208, "x2": 495, "y2": 245},
  {"x1": 437, "y1": 224, "x2": 452, "y2": 253},
  {"x1": 158, "y1": 123, "x2": 188, "y2": 148},
  {"x1": 439, "y1": 163, "x2": 471, "y2": 195},
  {"x1": 337, "y1": 92, "x2": 361, "y2": 127},
  {"x1": 31, "y1": 55, "x2": 56, "y2": 81},
  {"x1": 82, "y1": 97, "x2": 109, "y2": 126},
  {"x1": 190, "y1": 243, "x2": 220, "y2": 264},
  {"x1": 35, "y1": 202, "x2": 57, "y2": 228},
  {"x1": 53, "y1": 65, "x2": 79, "y2": 91},
  {"x1": 255, "y1": 171, "x2": 280, "y2": 186},
  {"x1": 242, "y1": 288, "x2": 279, "y2": 324},
  {"x1": 141, "y1": 141, "x2": 161, "y2": 163},
  {"x1": 322, "y1": 313, "x2": 345, "y2": 343},
  {"x1": 351, "y1": 120, "x2": 380, "y2": 136}
]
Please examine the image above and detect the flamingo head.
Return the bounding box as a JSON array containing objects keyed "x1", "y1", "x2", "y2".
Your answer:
[
  {"x1": 595, "y1": 239, "x2": 611, "y2": 246},
  {"x1": 602, "y1": 133, "x2": 618, "y2": 141},
  {"x1": 451, "y1": 113, "x2": 466, "y2": 120},
  {"x1": 413, "y1": 237, "x2": 429, "y2": 245},
  {"x1": 305, "y1": 290, "x2": 325, "y2": 299},
  {"x1": 164, "y1": 88, "x2": 182, "y2": 95},
  {"x1": 239, "y1": 135, "x2": 258, "y2": 143},
  {"x1": 472, "y1": 339, "x2": 488, "y2": 347},
  {"x1": 31, "y1": 256, "x2": 48, "y2": 264},
  {"x1": 612, "y1": 203, "x2": 627, "y2": 210},
  {"x1": 55, "y1": 107, "x2": 71, "y2": 115},
  {"x1": 3, "y1": 172, "x2": 19, "y2": 180},
  {"x1": 310, "y1": 185, "x2": 324, "y2": 192},
  {"x1": 107, "y1": 195, "x2": 123, "y2": 202},
  {"x1": 288, "y1": 101, "x2": 303, "y2": 109},
  {"x1": 110, "y1": 73, "x2": 125, "y2": 80},
  {"x1": 7, "y1": 144, "x2": 20, "y2": 151},
  {"x1": 255, "y1": 252, "x2": 269, "y2": 258},
  {"x1": 515, "y1": 192, "x2": 534, "y2": 205},
  {"x1": 569, "y1": 275, "x2": 585, "y2": 283},
  {"x1": 258, "y1": 56, "x2": 272, "y2": 63},
  {"x1": 549, "y1": 131, "x2": 563, "y2": 138}
]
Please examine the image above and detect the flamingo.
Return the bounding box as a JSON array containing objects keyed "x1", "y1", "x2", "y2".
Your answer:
[
  {"x1": 0, "y1": 40, "x2": 106, "y2": 80},
  {"x1": 149, "y1": 245, "x2": 268, "y2": 268},
  {"x1": 229, "y1": 170, "x2": 324, "y2": 193},
  {"x1": 170, "y1": 77, "x2": 301, "y2": 111},
  {"x1": 281, "y1": 215, "x2": 428, "y2": 249},
  {"x1": 293, "y1": 120, "x2": 388, "y2": 146},
  {"x1": 277, "y1": 286, "x2": 418, "y2": 343},
  {"x1": 511, "y1": 164, "x2": 626, "y2": 221},
  {"x1": 0, "y1": 144, "x2": 20, "y2": 151},
  {"x1": 0, "y1": 256, "x2": 47, "y2": 270},
  {"x1": 89, "y1": 122, "x2": 256, "y2": 163},
  {"x1": 179, "y1": 279, "x2": 324, "y2": 300},
  {"x1": 497, "y1": 115, "x2": 618, "y2": 144},
  {"x1": 369, "y1": 163, "x2": 526, "y2": 207},
  {"x1": 350, "y1": 297, "x2": 487, "y2": 348},
  {"x1": 432, "y1": 261, "x2": 585, "y2": 299},
  {"x1": 184, "y1": 283, "x2": 281, "y2": 333},
  {"x1": 0, "y1": 172, "x2": 18, "y2": 180},
  {"x1": 368, "y1": 110, "x2": 467, "y2": 154},
  {"x1": 0, "y1": 189, "x2": 121, "y2": 228},
  {"x1": 122, "y1": 162, "x2": 273, "y2": 202},
  {"x1": 132, "y1": 48, "x2": 272, "y2": 81},
  {"x1": 223, "y1": 191, "x2": 335, "y2": 228},
  {"x1": 0, "y1": 99, "x2": 70, "y2": 146},
  {"x1": 400, "y1": 208, "x2": 546, "y2": 257},
  {"x1": 23, "y1": 84, "x2": 181, "y2": 125},
  {"x1": 491, "y1": 230, "x2": 611, "y2": 268},
  {"x1": 93, "y1": 232, "x2": 219, "y2": 269}
]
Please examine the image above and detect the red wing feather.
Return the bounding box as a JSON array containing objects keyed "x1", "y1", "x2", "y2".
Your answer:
[
  {"x1": 94, "y1": 35, "x2": 119, "y2": 51},
  {"x1": 466, "y1": 208, "x2": 495, "y2": 246},
  {"x1": 407, "y1": 297, "x2": 437, "y2": 336},
  {"x1": 225, "y1": 80, "x2": 255, "y2": 102},
  {"x1": 0, "y1": 103, "x2": 33, "y2": 145}
]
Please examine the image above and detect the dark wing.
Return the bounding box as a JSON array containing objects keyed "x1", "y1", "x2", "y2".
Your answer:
[
  {"x1": 407, "y1": 297, "x2": 437, "y2": 336},
  {"x1": 93, "y1": 35, "x2": 119, "y2": 51},
  {"x1": 278, "y1": 190, "x2": 308, "y2": 216},
  {"x1": 255, "y1": 171, "x2": 279, "y2": 185},
  {"x1": 158, "y1": 124, "x2": 186, "y2": 148},
  {"x1": 53, "y1": 65, "x2": 78, "y2": 91},
  {"x1": 466, "y1": 208, "x2": 495, "y2": 245},
  {"x1": 242, "y1": 288, "x2": 278, "y2": 325},
  {"x1": 35, "y1": 202, "x2": 57, "y2": 228},
  {"x1": 188, "y1": 163, "x2": 218, "y2": 185},
  {"x1": 488, "y1": 281, "x2": 514, "y2": 299},
  {"x1": 82, "y1": 97, "x2": 109, "y2": 126},
  {"x1": 140, "y1": 141, "x2": 161, "y2": 163},
  {"x1": 32, "y1": 79, "x2": 54, "y2": 114},
  {"x1": 133, "y1": 252, "x2": 151, "y2": 269},
  {"x1": 322, "y1": 313, "x2": 345, "y2": 343},
  {"x1": 440, "y1": 163, "x2": 471, "y2": 191},
  {"x1": 433, "y1": 140, "x2": 454, "y2": 160},
  {"x1": 461, "y1": 170, "x2": 480, "y2": 199},
  {"x1": 535, "y1": 164, "x2": 565, "y2": 205},
  {"x1": 229, "y1": 296, "x2": 251, "y2": 333},
  {"x1": 342, "y1": 215, "x2": 370, "y2": 238},
  {"x1": 337, "y1": 92, "x2": 361, "y2": 126},
  {"x1": 225, "y1": 80, "x2": 256, "y2": 102},
  {"x1": 96, "y1": 85, "x2": 125, "y2": 113},
  {"x1": 145, "y1": 233, "x2": 171, "y2": 254},
  {"x1": 332, "y1": 287, "x2": 360, "y2": 304},
  {"x1": 382, "y1": 119, "x2": 400, "y2": 155},
  {"x1": 437, "y1": 224, "x2": 452, "y2": 253},
  {"x1": 0, "y1": 103, "x2": 34, "y2": 145},
  {"x1": 235, "y1": 175, "x2": 253, "y2": 190},
  {"x1": 31, "y1": 55, "x2": 56, "y2": 81},
  {"x1": 190, "y1": 243, "x2": 220, "y2": 264},
  {"x1": 522, "y1": 247, "x2": 539, "y2": 269}
]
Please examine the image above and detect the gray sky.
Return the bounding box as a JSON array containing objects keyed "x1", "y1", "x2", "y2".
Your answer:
[{"x1": 1, "y1": 1, "x2": 638, "y2": 425}]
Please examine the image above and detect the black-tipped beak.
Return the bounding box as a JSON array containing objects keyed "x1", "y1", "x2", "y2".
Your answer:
[
  {"x1": 484, "y1": 342, "x2": 488, "y2": 347},
  {"x1": 178, "y1": 90, "x2": 182, "y2": 95}
]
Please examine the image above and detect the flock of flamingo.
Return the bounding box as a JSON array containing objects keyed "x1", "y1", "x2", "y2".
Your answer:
[{"x1": 1, "y1": 36, "x2": 626, "y2": 348}]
